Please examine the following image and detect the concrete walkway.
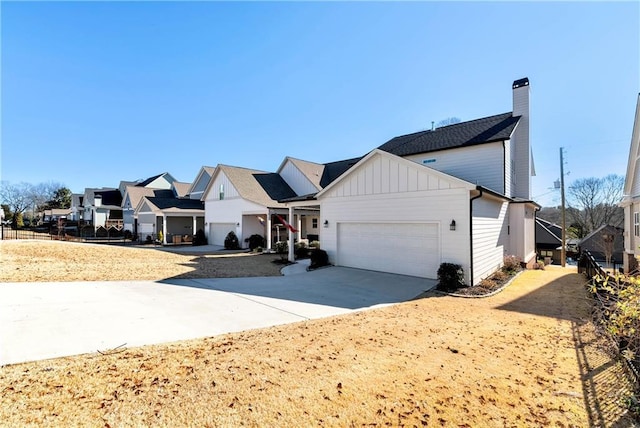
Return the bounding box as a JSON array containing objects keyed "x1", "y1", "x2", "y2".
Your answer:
[{"x1": 0, "y1": 265, "x2": 435, "y2": 366}]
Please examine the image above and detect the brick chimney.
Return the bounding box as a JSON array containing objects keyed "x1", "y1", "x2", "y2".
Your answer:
[{"x1": 511, "y1": 77, "x2": 532, "y2": 199}]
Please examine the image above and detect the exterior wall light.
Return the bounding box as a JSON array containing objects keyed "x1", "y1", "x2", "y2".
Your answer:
[
  {"x1": 450, "y1": 220, "x2": 456, "y2": 231},
  {"x1": 324, "y1": 220, "x2": 329, "y2": 228}
]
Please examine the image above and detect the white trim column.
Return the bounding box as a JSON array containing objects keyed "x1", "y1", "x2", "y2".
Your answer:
[
  {"x1": 297, "y1": 215, "x2": 302, "y2": 240},
  {"x1": 288, "y1": 206, "x2": 295, "y2": 262},
  {"x1": 266, "y1": 211, "x2": 272, "y2": 251},
  {"x1": 162, "y1": 214, "x2": 167, "y2": 245},
  {"x1": 192, "y1": 216, "x2": 197, "y2": 235}
]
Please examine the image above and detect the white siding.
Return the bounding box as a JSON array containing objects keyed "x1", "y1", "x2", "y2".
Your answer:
[
  {"x1": 403, "y1": 142, "x2": 505, "y2": 194},
  {"x1": 504, "y1": 139, "x2": 513, "y2": 197},
  {"x1": 319, "y1": 152, "x2": 473, "y2": 282},
  {"x1": 508, "y1": 203, "x2": 537, "y2": 265},
  {"x1": 208, "y1": 171, "x2": 240, "y2": 201},
  {"x1": 631, "y1": 161, "x2": 640, "y2": 197},
  {"x1": 472, "y1": 197, "x2": 508, "y2": 284},
  {"x1": 512, "y1": 84, "x2": 531, "y2": 199},
  {"x1": 145, "y1": 176, "x2": 173, "y2": 189},
  {"x1": 280, "y1": 161, "x2": 319, "y2": 196}
]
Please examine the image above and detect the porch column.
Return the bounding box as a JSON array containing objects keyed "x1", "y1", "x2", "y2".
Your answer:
[
  {"x1": 288, "y1": 206, "x2": 295, "y2": 262},
  {"x1": 162, "y1": 214, "x2": 167, "y2": 245},
  {"x1": 192, "y1": 216, "x2": 197, "y2": 236},
  {"x1": 297, "y1": 214, "x2": 302, "y2": 240},
  {"x1": 266, "y1": 211, "x2": 272, "y2": 251}
]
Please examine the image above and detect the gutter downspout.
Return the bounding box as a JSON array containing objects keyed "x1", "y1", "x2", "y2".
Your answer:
[{"x1": 469, "y1": 187, "x2": 484, "y2": 286}]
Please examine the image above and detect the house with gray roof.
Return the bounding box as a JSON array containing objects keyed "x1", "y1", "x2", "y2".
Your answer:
[
  {"x1": 283, "y1": 78, "x2": 538, "y2": 285},
  {"x1": 135, "y1": 195, "x2": 204, "y2": 245}
]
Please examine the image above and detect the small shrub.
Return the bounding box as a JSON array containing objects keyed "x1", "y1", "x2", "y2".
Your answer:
[
  {"x1": 274, "y1": 241, "x2": 288, "y2": 260},
  {"x1": 502, "y1": 255, "x2": 522, "y2": 274},
  {"x1": 478, "y1": 278, "x2": 498, "y2": 291},
  {"x1": 492, "y1": 270, "x2": 509, "y2": 282},
  {"x1": 193, "y1": 229, "x2": 207, "y2": 246},
  {"x1": 309, "y1": 240, "x2": 321, "y2": 249},
  {"x1": 247, "y1": 234, "x2": 265, "y2": 251},
  {"x1": 145, "y1": 235, "x2": 153, "y2": 244},
  {"x1": 535, "y1": 260, "x2": 545, "y2": 270},
  {"x1": 255, "y1": 246, "x2": 263, "y2": 253},
  {"x1": 437, "y1": 263, "x2": 466, "y2": 292},
  {"x1": 309, "y1": 249, "x2": 329, "y2": 269},
  {"x1": 224, "y1": 231, "x2": 240, "y2": 250}
]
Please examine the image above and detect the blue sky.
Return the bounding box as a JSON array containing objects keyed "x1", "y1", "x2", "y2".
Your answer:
[{"x1": 2, "y1": 2, "x2": 638, "y2": 207}]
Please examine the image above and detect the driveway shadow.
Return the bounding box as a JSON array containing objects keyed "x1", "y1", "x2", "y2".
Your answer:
[{"x1": 158, "y1": 266, "x2": 436, "y2": 311}]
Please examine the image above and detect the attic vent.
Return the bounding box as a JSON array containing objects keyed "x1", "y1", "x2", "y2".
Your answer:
[{"x1": 423, "y1": 159, "x2": 436, "y2": 165}]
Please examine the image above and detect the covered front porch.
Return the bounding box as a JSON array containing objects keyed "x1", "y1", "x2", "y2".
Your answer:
[{"x1": 156, "y1": 213, "x2": 205, "y2": 245}]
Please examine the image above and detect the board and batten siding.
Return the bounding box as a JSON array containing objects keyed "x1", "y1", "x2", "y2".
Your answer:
[
  {"x1": 208, "y1": 171, "x2": 240, "y2": 201},
  {"x1": 403, "y1": 142, "x2": 505, "y2": 195},
  {"x1": 280, "y1": 161, "x2": 319, "y2": 196},
  {"x1": 471, "y1": 197, "x2": 509, "y2": 284},
  {"x1": 319, "y1": 151, "x2": 472, "y2": 283}
]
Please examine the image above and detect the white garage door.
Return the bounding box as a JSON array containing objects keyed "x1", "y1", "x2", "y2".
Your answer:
[
  {"x1": 209, "y1": 223, "x2": 236, "y2": 246},
  {"x1": 337, "y1": 222, "x2": 440, "y2": 278}
]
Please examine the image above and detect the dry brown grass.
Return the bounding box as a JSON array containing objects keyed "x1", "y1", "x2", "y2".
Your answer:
[
  {"x1": 0, "y1": 242, "x2": 636, "y2": 426},
  {"x1": 0, "y1": 240, "x2": 282, "y2": 282}
]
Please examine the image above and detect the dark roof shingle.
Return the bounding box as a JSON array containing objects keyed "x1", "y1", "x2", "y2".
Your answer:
[{"x1": 378, "y1": 112, "x2": 520, "y2": 157}]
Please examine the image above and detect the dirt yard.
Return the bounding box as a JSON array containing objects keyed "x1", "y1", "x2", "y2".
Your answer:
[
  {"x1": 0, "y1": 240, "x2": 283, "y2": 282},
  {"x1": 0, "y1": 241, "x2": 637, "y2": 426}
]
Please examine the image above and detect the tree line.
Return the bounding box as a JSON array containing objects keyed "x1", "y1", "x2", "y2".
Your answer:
[{"x1": 0, "y1": 181, "x2": 72, "y2": 228}]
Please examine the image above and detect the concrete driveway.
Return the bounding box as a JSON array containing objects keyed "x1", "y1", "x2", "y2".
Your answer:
[{"x1": 0, "y1": 265, "x2": 435, "y2": 366}]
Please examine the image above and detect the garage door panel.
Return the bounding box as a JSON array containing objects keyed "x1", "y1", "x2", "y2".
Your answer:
[
  {"x1": 337, "y1": 223, "x2": 439, "y2": 278},
  {"x1": 209, "y1": 223, "x2": 236, "y2": 246}
]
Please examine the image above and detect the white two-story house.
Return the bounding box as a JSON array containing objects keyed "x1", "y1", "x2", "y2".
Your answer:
[{"x1": 621, "y1": 93, "x2": 640, "y2": 273}]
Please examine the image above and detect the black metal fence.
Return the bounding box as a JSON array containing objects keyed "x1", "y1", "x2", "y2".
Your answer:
[
  {"x1": 0, "y1": 224, "x2": 131, "y2": 244},
  {"x1": 579, "y1": 250, "x2": 640, "y2": 388}
]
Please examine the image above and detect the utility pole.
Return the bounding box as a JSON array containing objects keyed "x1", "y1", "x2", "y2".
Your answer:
[{"x1": 560, "y1": 147, "x2": 566, "y2": 267}]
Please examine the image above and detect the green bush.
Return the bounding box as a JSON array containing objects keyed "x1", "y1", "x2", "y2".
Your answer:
[
  {"x1": 274, "y1": 241, "x2": 288, "y2": 260},
  {"x1": 437, "y1": 263, "x2": 466, "y2": 291},
  {"x1": 224, "y1": 231, "x2": 240, "y2": 250}
]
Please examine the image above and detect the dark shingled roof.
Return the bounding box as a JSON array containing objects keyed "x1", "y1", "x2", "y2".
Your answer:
[
  {"x1": 536, "y1": 218, "x2": 562, "y2": 246},
  {"x1": 95, "y1": 189, "x2": 122, "y2": 207},
  {"x1": 253, "y1": 173, "x2": 297, "y2": 201},
  {"x1": 145, "y1": 198, "x2": 204, "y2": 210},
  {"x1": 320, "y1": 157, "x2": 363, "y2": 188},
  {"x1": 136, "y1": 173, "x2": 165, "y2": 187},
  {"x1": 378, "y1": 112, "x2": 520, "y2": 157}
]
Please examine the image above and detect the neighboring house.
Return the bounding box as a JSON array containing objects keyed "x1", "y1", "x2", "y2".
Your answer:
[
  {"x1": 120, "y1": 173, "x2": 177, "y2": 233},
  {"x1": 579, "y1": 224, "x2": 624, "y2": 267},
  {"x1": 41, "y1": 208, "x2": 72, "y2": 224},
  {"x1": 135, "y1": 197, "x2": 205, "y2": 245},
  {"x1": 535, "y1": 217, "x2": 562, "y2": 264},
  {"x1": 121, "y1": 186, "x2": 175, "y2": 234},
  {"x1": 621, "y1": 93, "x2": 640, "y2": 273},
  {"x1": 187, "y1": 166, "x2": 216, "y2": 200},
  {"x1": 81, "y1": 188, "x2": 123, "y2": 230},
  {"x1": 286, "y1": 78, "x2": 538, "y2": 285},
  {"x1": 202, "y1": 165, "x2": 299, "y2": 248},
  {"x1": 70, "y1": 193, "x2": 84, "y2": 222}
]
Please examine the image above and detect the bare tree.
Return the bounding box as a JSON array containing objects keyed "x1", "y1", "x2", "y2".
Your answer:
[
  {"x1": 567, "y1": 174, "x2": 624, "y2": 238},
  {"x1": 0, "y1": 181, "x2": 67, "y2": 227},
  {"x1": 0, "y1": 182, "x2": 33, "y2": 227},
  {"x1": 436, "y1": 117, "x2": 462, "y2": 128}
]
